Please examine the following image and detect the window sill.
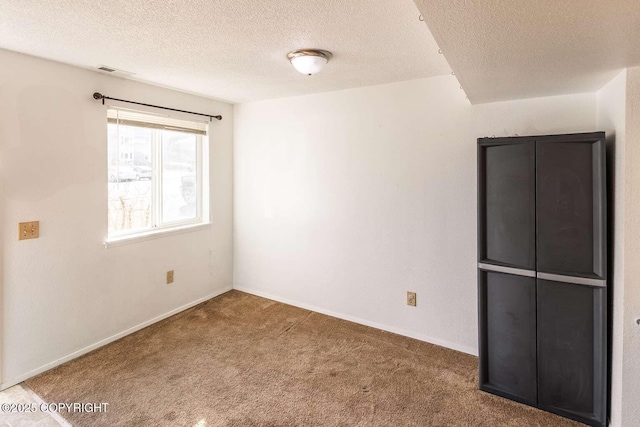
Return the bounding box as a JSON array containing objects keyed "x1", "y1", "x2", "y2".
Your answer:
[{"x1": 103, "y1": 223, "x2": 210, "y2": 248}]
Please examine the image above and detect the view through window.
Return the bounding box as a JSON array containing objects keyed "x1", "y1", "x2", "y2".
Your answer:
[{"x1": 107, "y1": 109, "x2": 206, "y2": 239}]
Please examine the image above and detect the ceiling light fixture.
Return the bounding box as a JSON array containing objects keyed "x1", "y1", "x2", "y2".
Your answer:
[{"x1": 286, "y1": 49, "x2": 333, "y2": 76}]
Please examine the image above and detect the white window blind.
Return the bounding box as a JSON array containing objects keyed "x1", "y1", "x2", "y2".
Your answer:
[{"x1": 107, "y1": 108, "x2": 207, "y2": 136}]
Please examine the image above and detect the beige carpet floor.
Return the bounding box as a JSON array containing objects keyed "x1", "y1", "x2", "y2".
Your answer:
[{"x1": 25, "y1": 290, "x2": 583, "y2": 426}]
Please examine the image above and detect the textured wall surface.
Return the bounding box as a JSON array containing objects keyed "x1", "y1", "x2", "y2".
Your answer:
[
  {"x1": 414, "y1": 0, "x2": 640, "y2": 103},
  {"x1": 0, "y1": 50, "x2": 234, "y2": 386},
  {"x1": 0, "y1": 0, "x2": 449, "y2": 103},
  {"x1": 622, "y1": 66, "x2": 640, "y2": 426},
  {"x1": 234, "y1": 75, "x2": 597, "y2": 355},
  {"x1": 596, "y1": 70, "x2": 627, "y2": 427}
]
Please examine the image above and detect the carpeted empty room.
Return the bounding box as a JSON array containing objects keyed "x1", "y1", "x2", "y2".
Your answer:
[
  {"x1": 4, "y1": 0, "x2": 640, "y2": 426},
  {"x1": 25, "y1": 291, "x2": 579, "y2": 426}
]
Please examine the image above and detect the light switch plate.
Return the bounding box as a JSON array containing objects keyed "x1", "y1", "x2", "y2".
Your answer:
[
  {"x1": 167, "y1": 270, "x2": 174, "y2": 284},
  {"x1": 18, "y1": 221, "x2": 39, "y2": 240}
]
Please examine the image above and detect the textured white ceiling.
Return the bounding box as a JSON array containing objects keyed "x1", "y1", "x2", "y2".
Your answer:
[
  {"x1": 415, "y1": 0, "x2": 640, "y2": 103},
  {"x1": 0, "y1": 0, "x2": 450, "y2": 103}
]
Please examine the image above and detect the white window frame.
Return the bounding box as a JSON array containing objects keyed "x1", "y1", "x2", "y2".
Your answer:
[{"x1": 105, "y1": 107, "x2": 210, "y2": 244}]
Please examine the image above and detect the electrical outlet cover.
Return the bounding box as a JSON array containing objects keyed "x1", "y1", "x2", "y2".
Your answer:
[
  {"x1": 407, "y1": 291, "x2": 417, "y2": 306},
  {"x1": 18, "y1": 221, "x2": 39, "y2": 240}
]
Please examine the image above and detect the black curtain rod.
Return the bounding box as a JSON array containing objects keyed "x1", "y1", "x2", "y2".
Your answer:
[{"x1": 92, "y1": 92, "x2": 222, "y2": 121}]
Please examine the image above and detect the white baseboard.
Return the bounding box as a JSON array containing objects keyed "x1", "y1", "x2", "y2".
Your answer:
[
  {"x1": 0, "y1": 286, "x2": 232, "y2": 391},
  {"x1": 233, "y1": 285, "x2": 478, "y2": 357}
]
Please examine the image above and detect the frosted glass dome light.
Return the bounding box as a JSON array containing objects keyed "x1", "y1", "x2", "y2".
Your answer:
[
  {"x1": 287, "y1": 49, "x2": 333, "y2": 76},
  {"x1": 290, "y1": 55, "x2": 327, "y2": 75}
]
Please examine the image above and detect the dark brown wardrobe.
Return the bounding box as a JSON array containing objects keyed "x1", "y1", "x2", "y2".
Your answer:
[{"x1": 477, "y1": 132, "x2": 607, "y2": 427}]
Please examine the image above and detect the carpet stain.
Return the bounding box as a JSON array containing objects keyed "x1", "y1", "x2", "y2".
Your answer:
[{"x1": 25, "y1": 290, "x2": 584, "y2": 426}]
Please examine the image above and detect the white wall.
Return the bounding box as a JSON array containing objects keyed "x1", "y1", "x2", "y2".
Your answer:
[
  {"x1": 234, "y1": 75, "x2": 597, "y2": 354},
  {"x1": 0, "y1": 49, "x2": 234, "y2": 387},
  {"x1": 596, "y1": 70, "x2": 627, "y2": 427},
  {"x1": 622, "y1": 66, "x2": 640, "y2": 426}
]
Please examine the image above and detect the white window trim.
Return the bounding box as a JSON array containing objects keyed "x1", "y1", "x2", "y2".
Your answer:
[
  {"x1": 103, "y1": 222, "x2": 211, "y2": 248},
  {"x1": 105, "y1": 106, "x2": 210, "y2": 243}
]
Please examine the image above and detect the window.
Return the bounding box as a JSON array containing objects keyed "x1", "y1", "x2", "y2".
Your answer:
[{"x1": 107, "y1": 108, "x2": 208, "y2": 240}]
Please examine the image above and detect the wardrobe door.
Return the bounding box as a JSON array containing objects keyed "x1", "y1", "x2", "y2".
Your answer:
[
  {"x1": 478, "y1": 270, "x2": 537, "y2": 404},
  {"x1": 536, "y1": 136, "x2": 606, "y2": 278},
  {"x1": 478, "y1": 138, "x2": 537, "y2": 405},
  {"x1": 478, "y1": 140, "x2": 535, "y2": 269},
  {"x1": 536, "y1": 134, "x2": 607, "y2": 427},
  {"x1": 537, "y1": 280, "x2": 607, "y2": 426}
]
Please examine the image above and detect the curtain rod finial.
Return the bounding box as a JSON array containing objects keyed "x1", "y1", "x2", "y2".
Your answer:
[{"x1": 93, "y1": 92, "x2": 103, "y2": 100}]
